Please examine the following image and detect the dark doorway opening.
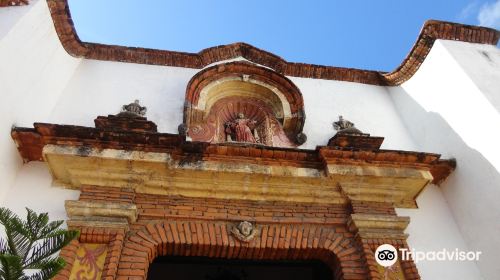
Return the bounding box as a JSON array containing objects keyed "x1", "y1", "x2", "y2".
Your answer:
[{"x1": 148, "y1": 255, "x2": 333, "y2": 280}]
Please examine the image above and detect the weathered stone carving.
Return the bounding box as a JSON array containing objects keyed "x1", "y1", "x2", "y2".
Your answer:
[
  {"x1": 225, "y1": 113, "x2": 260, "y2": 143},
  {"x1": 118, "y1": 100, "x2": 147, "y2": 117},
  {"x1": 231, "y1": 221, "x2": 258, "y2": 242},
  {"x1": 296, "y1": 132, "x2": 307, "y2": 145},
  {"x1": 178, "y1": 123, "x2": 188, "y2": 136},
  {"x1": 333, "y1": 115, "x2": 363, "y2": 135}
]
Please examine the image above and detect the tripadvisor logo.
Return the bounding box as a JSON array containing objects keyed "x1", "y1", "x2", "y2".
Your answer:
[
  {"x1": 375, "y1": 244, "x2": 482, "y2": 266},
  {"x1": 375, "y1": 244, "x2": 398, "y2": 267}
]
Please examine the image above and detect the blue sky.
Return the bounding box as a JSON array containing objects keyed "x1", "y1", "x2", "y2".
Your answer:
[{"x1": 69, "y1": 0, "x2": 500, "y2": 72}]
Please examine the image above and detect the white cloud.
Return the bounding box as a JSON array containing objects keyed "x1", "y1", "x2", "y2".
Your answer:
[
  {"x1": 459, "y1": 2, "x2": 479, "y2": 20},
  {"x1": 478, "y1": 0, "x2": 500, "y2": 29}
]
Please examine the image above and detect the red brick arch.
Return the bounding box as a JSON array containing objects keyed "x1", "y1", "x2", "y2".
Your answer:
[{"x1": 116, "y1": 221, "x2": 368, "y2": 280}]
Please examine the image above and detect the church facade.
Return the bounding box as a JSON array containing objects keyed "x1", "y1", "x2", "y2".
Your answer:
[{"x1": 1, "y1": 1, "x2": 500, "y2": 279}]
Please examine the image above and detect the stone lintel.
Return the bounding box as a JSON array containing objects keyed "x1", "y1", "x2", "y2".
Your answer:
[
  {"x1": 66, "y1": 216, "x2": 130, "y2": 231},
  {"x1": 65, "y1": 200, "x2": 137, "y2": 224},
  {"x1": 45, "y1": 144, "x2": 435, "y2": 208}
]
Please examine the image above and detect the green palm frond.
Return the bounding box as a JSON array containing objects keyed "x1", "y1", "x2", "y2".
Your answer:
[
  {"x1": 0, "y1": 207, "x2": 78, "y2": 280},
  {"x1": 38, "y1": 220, "x2": 64, "y2": 239},
  {"x1": 26, "y1": 257, "x2": 66, "y2": 280},
  {"x1": 0, "y1": 239, "x2": 8, "y2": 255},
  {"x1": 0, "y1": 253, "x2": 26, "y2": 280},
  {"x1": 25, "y1": 230, "x2": 78, "y2": 269},
  {"x1": 0, "y1": 208, "x2": 24, "y2": 256}
]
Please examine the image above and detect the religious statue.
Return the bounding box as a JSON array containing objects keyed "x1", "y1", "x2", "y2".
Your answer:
[
  {"x1": 231, "y1": 221, "x2": 258, "y2": 242},
  {"x1": 118, "y1": 100, "x2": 147, "y2": 117},
  {"x1": 225, "y1": 113, "x2": 260, "y2": 143}
]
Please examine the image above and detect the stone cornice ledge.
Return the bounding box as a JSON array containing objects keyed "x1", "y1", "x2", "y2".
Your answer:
[
  {"x1": 46, "y1": 0, "x2": 499, "y2": 86},
  {"x1": 65, "y1": 200, "x2": 137, "y2": 230},
  {"x1": 348, "y1": 213, "x2": 410, "y2": 240}
]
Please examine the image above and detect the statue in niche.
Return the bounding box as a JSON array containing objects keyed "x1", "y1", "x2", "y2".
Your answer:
[{"x1": 224, "y1": 113, "x2": 260, "y2": 143}]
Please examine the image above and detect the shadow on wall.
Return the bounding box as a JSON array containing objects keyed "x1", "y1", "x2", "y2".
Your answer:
[
  {"x1": 390, "y1": 86, "x2": 500, "y2": 280},
  {"x1": 0, "y1": 125, "x2": 24, "y2": 204}
]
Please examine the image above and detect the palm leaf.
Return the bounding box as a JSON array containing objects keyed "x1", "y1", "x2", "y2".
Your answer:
[
  {"x1": 24, "y1": 231, "x2": 78, "y2": 269},
  {"x1": 38, "y1": 220, "x2": 64, "y2": 238},
  {"x1": 0, "y1": 253, "x2": 26, "y2": 280},
  {"x1": 0, "y1": 208, "x2": 33, "y2": 259},
  {"x1": 0, "y1": 238, "x2": 8, "y2": 254},
  {"x1": 26, "y1": 257, "x2": 65, "y2": 280},
  {"x1": 0, "y1": 207, "x2": 78, "y2": 280}
]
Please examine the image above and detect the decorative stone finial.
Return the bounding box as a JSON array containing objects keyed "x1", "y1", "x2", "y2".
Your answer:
[
  {"x1": 333, "y1": 115, "x2": 363, "y2": 135},
  {"x1": 118, "y1": 100, "x2": 147, "y2": 117},
  {"x1": 231, "y1": 221, "x2": 258, "y2": 242},
  {"x1": 296, "y1": 132, "x2": 307, "y2": 145},
  {"x1": 178, "y1": 124, "x2": 188, "y2": 136},
  {"x1": 328, "y1": 115, "x2": 384, "y2": 149}
]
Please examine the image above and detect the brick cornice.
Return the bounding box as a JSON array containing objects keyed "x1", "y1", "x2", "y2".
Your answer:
[
  {"x1": 382, "y1": 20, "x2": 500, "y2": 85},
  {"x1": 0, "y1": 0, "x2": 28, "y2": 7},
  {"x1": 46, "y1": 0, "x2": 499, "y2": 86},
  {"x1": 11, "y1": 122, "x2": 455, "y2": 185}
]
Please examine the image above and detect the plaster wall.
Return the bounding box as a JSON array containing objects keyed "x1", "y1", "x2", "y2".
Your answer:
[
  {"x1": 390, "y1": 39, "x2": 500, "y2": 280},
  {"x1": 1, "y1": 162, "x2": 79, "y2": 223},
  {"x1": 0, "y1": 0, "x2": 39, "y2": 40},
  {"x1": 290, "y1": 77, "x2": 417, "y2": 150},
  {"x1": 0, "y1": 0, "x2": 81, "y2": 203},
  {"x1": 396, "y1": 185, "x2": 483, "y2": 279}
]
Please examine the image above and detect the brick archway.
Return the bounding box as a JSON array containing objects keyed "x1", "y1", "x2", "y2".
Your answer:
[{"x1": 116, "y1": 221, "x2": 367, "y2": 280}]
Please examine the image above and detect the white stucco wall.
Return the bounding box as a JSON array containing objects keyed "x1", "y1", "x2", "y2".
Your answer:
[
  {"x1": 0, "y1": 0, "x2": 39, "y2": 40},
  {"x1": 291, "y1": 77, "x2": 417, "y2": 150},
  {"x1": 1, "y1": 162, "x2": 79, "y2": 222},
  {"x1": 390, "y1": 39, "x2": 500, "y2": 280},
  {"x1": 0, "y1": 0, "x2": 81, "y2": 204},
  {"x1": 45, "y1": 60, "x2": 198, "y2": 133},
  {"x1": 397, "y1": 185, "x2": 483, "y2": 279}
]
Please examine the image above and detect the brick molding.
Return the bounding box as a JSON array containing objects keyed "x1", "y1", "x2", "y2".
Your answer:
[
  {"x1": 46, "y1": 0, "x2": 499, "y2": 85},
  {"x1": 117, "y1": 221, "x2": 361, "y2": 280},
  {"x1": 53, "y1": 186, "x2": 424, "y2": 279},
  {"x1": 0, "y1": 0, "x2": 28, "y2": 7}
]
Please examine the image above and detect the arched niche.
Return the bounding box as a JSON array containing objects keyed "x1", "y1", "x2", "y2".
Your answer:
[{"x1": 184, "y1": 62, "x2": 306, "y2": 147}]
